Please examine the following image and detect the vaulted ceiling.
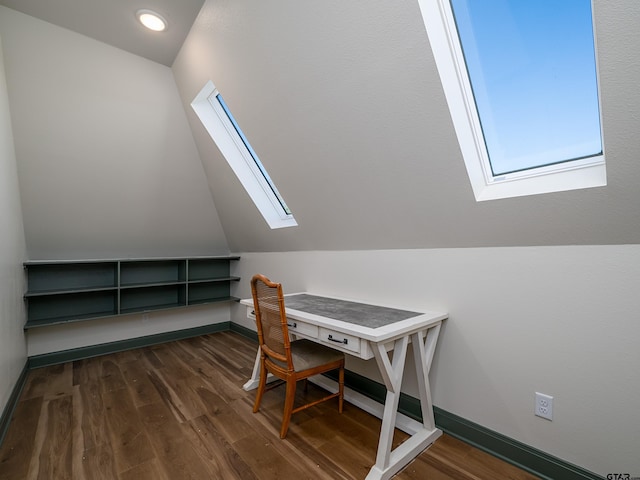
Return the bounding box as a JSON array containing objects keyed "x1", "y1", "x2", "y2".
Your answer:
[
  {"x1": 1, "y1": 0, "x2": 639, "y2": 254},
  {"x1": 0, "y1": 0, "x2": 204, "y2": 66}
]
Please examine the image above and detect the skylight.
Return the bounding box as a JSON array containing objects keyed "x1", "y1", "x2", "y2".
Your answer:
[
  {"x1": 191, "y1": 81, "x2": 297, "y2": 229},
  {"x1": 418, "y1": 0, "x2": 606, "y2": 201}
]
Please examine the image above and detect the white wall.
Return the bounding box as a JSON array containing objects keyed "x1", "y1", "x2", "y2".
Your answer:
[
  {"x1": 1, "y1": 3, "x2": 637, "y2": 477},
  {"x1": 26, "y1": 304, "x2": 231, "y2": 357},
  {"x1": 232, "y1": 246, "x2": 640, "y2": 477},
  {"x1": 0, "y1": 6, "x2": 229, "y2": 260},
  {"x1": 172, "y1": 0, "x2": 640, "y2": 253},
  {"x1": 0, "y1": 32, "x2": 28, "y2": 415},
  {"x1": 0, "y1": 6, "x2": 234, "y2": 356}
]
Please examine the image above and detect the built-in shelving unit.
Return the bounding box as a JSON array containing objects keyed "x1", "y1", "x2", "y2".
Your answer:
[{"x1": 23, "y1": 256, "x2": 240, "y2": 329}]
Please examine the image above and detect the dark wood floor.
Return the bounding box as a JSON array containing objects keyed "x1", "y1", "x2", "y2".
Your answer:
[{"x1": 0, "y1": 331, "x2": 539, "y2": 479}]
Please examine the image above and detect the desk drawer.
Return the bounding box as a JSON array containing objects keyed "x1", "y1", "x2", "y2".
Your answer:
[
  {"x1": 247, "y1": 307, "x2": 318, "y2": 338},
  {"x1": 319, "y1": 328, "x2": 360, "y2": 354},
  {"x1": 287, "y1": 319, "x2": 318, "y2": 338}
]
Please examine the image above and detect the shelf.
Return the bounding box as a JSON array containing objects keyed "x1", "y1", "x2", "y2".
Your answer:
[
  {"x1": 120, "y1": 260, "x2": 186, "y2": 287},
  {"x1": 119, "y1": 280, "x2": 187, "y2": 289},
  {"x1": 25, "y1": 290, "x2": 118, "y2": 327},
  {"x1": 120, "y1": 284, "x2": 187, "y2": 313},
  {"x1": 23, "y1": 256, "x2": 239, "y2": 329},
  {"x1": 188, "y1": 281, "x2": 234, "y2": 304},
  {"x1": 24, "y1": 310, "x2": 120, "y2": 329},
  {"x1": 188, "y1": 296, "x2": 240, "y2": 306},
  {"x1": 188, "y1": 258, "x2": 235, "y2": 281},
  {"x1": 187, "y1": 276, "x2": 240, "y2": 284},
  {"x1": 120, "y1": 303, "x2": 187, "y2": 315},
  {"x1": 25, "y1": 261, "x2": 117, "y2": 293},
  {"x1": 24, "y1": 285, "x2": 118, "y2": 297}
]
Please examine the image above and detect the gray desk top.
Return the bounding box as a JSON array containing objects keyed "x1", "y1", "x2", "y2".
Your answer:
[{"x1": 284, "y1": 294, "x2": 422, "y2": 328}]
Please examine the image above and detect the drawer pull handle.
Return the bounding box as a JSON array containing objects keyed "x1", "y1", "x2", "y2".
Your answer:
[
  {"x1": 287, "y1": 322, "x2": 297, "y2": 328},
  {"x1": 328, "y1": 334, "x2": 348, "y2": 345}
]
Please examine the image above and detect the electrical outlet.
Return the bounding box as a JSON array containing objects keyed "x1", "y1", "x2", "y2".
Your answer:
[{"x1": 535, "y1": 392, "x2": 553, "y2": 420}]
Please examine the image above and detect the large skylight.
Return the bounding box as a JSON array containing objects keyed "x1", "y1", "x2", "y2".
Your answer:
[
  {"x1": 418, "y1": 0, "x2": 606, "y2": 201},
  {"x1": 191, "y1": 81, "x2": 297, "y2": 229}
]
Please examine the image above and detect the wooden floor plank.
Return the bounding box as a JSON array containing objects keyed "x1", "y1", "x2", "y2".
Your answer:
[
  {"x1": 73, "y1": 443, "x2": 118, "y2": 480},
  {"x1": 21, "y1": 363, "x2": 73, "y2": 402},
  {"x1": 100, "y1": 359, "x2": 128, "y2": 394},
  {"x1": 0, "y1": 396, "x2": 43, "y2": 480},
  {"x1": 117, "y1": 458, "x2": 170, "y2": 480},
  {"x1": 232, "y1": 432, "x2": 312, "y2": 480},
  {"x1": 183, "y1": 415, "x2": 258, "y2": 480},
  {"x1": 118, "y1": 358, "x2": 163, "y2": 408},
  {"x1": 72, "y1": 382, "x2": 109, "y2": 453},
  {"x1": 195, "y1": 385, "x2": 256, "y2": 443},
  {"x1": 102, "y1": 388, "x2": 155, "y2": 474},
  {"x1": 27, "y1": 396, "x2": 73, "y2": 480},
  {"x1": 0, "y1": 332, "x2": 540, "y2": 480},
  {"x1": 318, "y1": 434, "x2": 377, "y2": 479},
  {"x1": 137, "y1": 401, "x2": 222, "y2": 479},
  {"x1": 72, "y1": 356, "x2": 102, "y2": 387}
]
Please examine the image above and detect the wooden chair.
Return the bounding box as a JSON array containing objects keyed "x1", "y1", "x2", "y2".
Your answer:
[{"x1": 250, "y1": 274, "x2": 345, "y2": 438}]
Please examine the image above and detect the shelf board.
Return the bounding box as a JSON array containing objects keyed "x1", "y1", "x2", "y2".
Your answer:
[
  {"x1": 119, "y1": 302, "x2": 187, "y2": 315},
  {"x1": 119, "y1": 280, "x2": 187, "y2": 289},
  {"x1": 24, "y1": 310, "x2": 117, "y2": 329},
  {"x1": 24, "y1": 285, "x2": 118, "y2": 297},
  {"x1": 24, "y1": 255, "x2": 240, "y2": 265},
  {"x1": 187, "y1": 276, "x2": 241, "y2": 284},
  {"x1": 188, "y1": 296, "x2": 240, "y2": 306}
]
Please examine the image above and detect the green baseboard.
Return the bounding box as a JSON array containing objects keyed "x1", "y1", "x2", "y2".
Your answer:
[
  {"x1": 433, "y1": 407, "x2": 603, "y2": 480},
  {"x1": 28, "y1": 322, "x2": 231, "y2": 368},
  {"x1": 323, "y1": 369, "x2": 602, "y2": 480},
  {"x1": 0, "y1": 361, "x2": 29, "y2": 448},
  {"x1": 230, "y1": 327, "x2": 600, "y2": 478},
  {"x1": 229, "y1": 322, "x2": 257, "y2": 341},
  {"x1": 7, "y1": 322, "x2": 602, "y2": 479}
]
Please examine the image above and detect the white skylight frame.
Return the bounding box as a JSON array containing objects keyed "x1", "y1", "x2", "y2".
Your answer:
[
  {"x1": 417, "y1": 0, "x2": 607, "y2": 201},
  {"x1": 191, "y1": 81, "x2": 297, "y2": 229}
]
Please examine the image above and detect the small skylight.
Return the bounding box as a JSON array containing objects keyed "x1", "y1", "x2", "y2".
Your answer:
[
  {"x1": 417, "y1": 0, "x2": 606, "y2": 201},
  {"x1": 191, "y1": 81, "x2": 297, "y2": 229}
]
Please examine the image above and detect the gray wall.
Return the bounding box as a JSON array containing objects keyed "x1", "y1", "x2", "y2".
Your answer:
[
  {"x1": 0, "y1": 6, "x2": 229, "y2": 260},
  {"x1": 0, "y1": 32, "x2": 27, "y2": 418},
  {"x1": 0, "y1": 7, "x2": 234, "y2": 358},
  {"x1": 173, "y1": 0, "x2": 640, "y2": 252},
  {"x1": 1, "y1": 1, "x2": 639, "y2": 477},
  {"x1": 171, "y1": 1, "x2": 640, "y2": 476},
  {"x1": 233, "y1": 247, "x2": 640, "y2": 477}
]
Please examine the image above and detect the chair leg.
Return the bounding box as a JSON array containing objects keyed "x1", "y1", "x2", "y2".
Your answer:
[
  {"x1": 253, "y1": 359, "x2": 267, "y2": 413},
  {"x1": 280, "y1": 376, "x2": 297, "y2": 439},
  {"x1": 338, "y1": 363, "x2": 345, "y2": 413}
]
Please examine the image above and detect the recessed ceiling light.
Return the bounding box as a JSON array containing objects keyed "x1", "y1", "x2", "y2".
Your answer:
[{"x1": 136, "y1": 9, "x2": 167, "y2": 32}]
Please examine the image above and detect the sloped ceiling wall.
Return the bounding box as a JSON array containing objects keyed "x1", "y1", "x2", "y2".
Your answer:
[
  {"x1": 172, "y1": 0, "x2": 640, "y2": 253},
  {"x1": 0, "y1": 7, "x2": 229, "y2": 259}
]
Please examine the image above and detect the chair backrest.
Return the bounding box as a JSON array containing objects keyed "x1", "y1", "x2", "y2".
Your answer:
[{"x1": 250, "y1": 274, "x2": 293, "y2": 370}]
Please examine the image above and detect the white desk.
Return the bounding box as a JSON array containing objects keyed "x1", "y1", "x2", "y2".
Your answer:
[{"x1": 241, "y1": 293, "x2": 447, "y2": 480}]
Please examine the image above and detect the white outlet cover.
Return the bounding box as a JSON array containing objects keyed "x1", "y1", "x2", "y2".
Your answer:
[{"x1": 535, "y1": 392, "x2": 553, "y2": 420}]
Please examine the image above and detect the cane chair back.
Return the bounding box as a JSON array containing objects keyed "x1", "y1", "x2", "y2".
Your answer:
[
  {"x1": 250, "y1": 274, "x2": 345, "y2": 438},
  {"x1": 251, "y1": 276, "x2": 292, "y2": 370}
]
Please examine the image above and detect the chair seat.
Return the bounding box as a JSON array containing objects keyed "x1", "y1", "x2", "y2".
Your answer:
[{"x1": 273, "y1": 339, "x2": 344, "y2": 372}]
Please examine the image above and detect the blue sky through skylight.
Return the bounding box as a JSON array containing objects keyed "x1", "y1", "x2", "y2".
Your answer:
[
  {"x1": 216, "y1": 94, "x2": 292, "y2": 215},
  {"x1": 450, "y1": 0, "x2": 602, "y2": 176}
]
